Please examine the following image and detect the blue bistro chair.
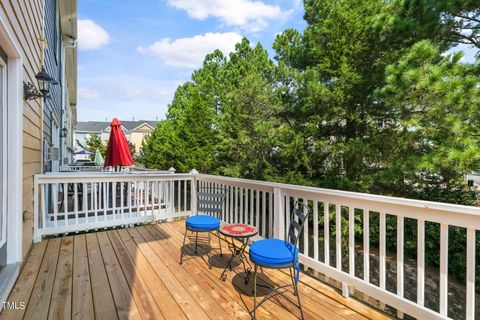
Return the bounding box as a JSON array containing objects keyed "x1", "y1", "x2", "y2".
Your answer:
[
  {"x1": 249, "y1": 201, "x2": 309, "y2": 320},
  {"x1": 179, "y1": 186, "x2": 226, "y2": 268}
]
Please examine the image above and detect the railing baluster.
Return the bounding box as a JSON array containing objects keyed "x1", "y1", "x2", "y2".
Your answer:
[
  {"x1": 93, "y1": 182, "x2": 97, "y2": 223},
  {"x1": 145, "y1": 180, "x2": 149, "y2": 217},
  {"x1": 53, "y1": 184, "x2": 58, "y2": 227},
  {"x1": 158, "y1": 180, "x2": 162, "y2": 213},
  {"x1": 269, "y1": 192, "x2": 273, "y2": 238},
  {"x1": 240, "y1": 187, "x2": 244, "y2": 224},
  {"x1": 184, "y1": 179, "x2": 187, "y2": 214},
  {"x1": 313, "y1": 201, "x2": 319, "y2": 263},
  {"x1": 74, "y1": 183, "x2": 78, "y2": 225},
  {"x1": 106, "y1": 182, "x2": 110, "y2": 210},
  {"x1": 349, "y1": 206, "x2": 355, "y2": 276},
  {"x1": 304, "y1": 199, "x2": 309, "y2": 265},
  {"x1": 250, "y1": 189, "x2": 254, "y2": 225},
  {"x1": 439, "y1": 223, "x2": 448, "y2": 316},
  {"x1": 112, "y1": 181, "x2": 116, "y2": 216},
  {"x1": 233, "y1": 185, "x2": 236, "y2": 221},
  {"x1": 103, "y1": 182, "x2": 107, "y2": 219},
  {"x1": 245, "y1": 188, "x2": 249, "y2": 224},
  {"x1": 171, "y1": 180, "x2": 175, "y2": 215},
  {"x1": 229, "y1": 186, "x2": 233, "y2": 223},
  {"x1": 363, "y1": 208, "x2": 370, "y2": 282},
  {"x1": 262, "y1": 191, "x2": 266, "y2": 237},
  {"x1": 128, "y1": 181, "x2": 132, "y2": 217},
  {"x1": 324, "y1": 202, "x2": 329, "y2": 266},
  {"x1": 286, "y1": 196, "x2": 290, "y2": 234},
  {"x1": 90, "y1": 182, "x2": 93, "y2": 215},
  {"x1": 40, "y1": 184, "x2": 46, "y2": 231},
  {"x1": 466, "y1": 228, "x2": 475, "y2": 320},
  {"x1": 336, "y1": 204, "x2": 341, "y2": 269},
  {"x1": 417, "y1": 219, "x2": 425, "y2": 307},
  {"x1": 134, "y1": 181, "x2": 138, "y2": 211},
  {"x1": 120, "y1": 181, "x2": 124, "y2": 219},
  {"x1": 82, "y1": 183, "x2": 87, "y2": 222},
  {"x1": 397, "y1": 215, "x2": 404, "y2": 318},
  {"x1": 177, "y1": 180, "x2": 181, "y2": 214},
  {"x1": 63, "y1": 183, "x2": 68, "y2": 223},
  {"x1": 379, "y1": 212, "x2": 386, "y2": 291},
  {"x1": 255, "y1": 190, "x2": 260, "y2": 229}
]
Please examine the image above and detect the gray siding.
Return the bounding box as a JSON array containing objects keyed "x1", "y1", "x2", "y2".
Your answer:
[{"x1": 43, "y1": 0, "x2": 63, "y2": 172}]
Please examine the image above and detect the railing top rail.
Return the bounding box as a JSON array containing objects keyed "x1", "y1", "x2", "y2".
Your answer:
[
  {"x1": 197, "y1": 173, "x2": 480, "y2": 217},
  {"x1": 35, "y1": 172, "x2": 193, "y2": 183}
]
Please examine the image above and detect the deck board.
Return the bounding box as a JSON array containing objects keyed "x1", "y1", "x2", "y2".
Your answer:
[
  {"x1": 2, "y1": 220, "x2": 391, "y2": 320},
  {"x1": 48, "y1": 237, "x2": 74, "y2": 320},
  {"x1": 72, "y1": 235, "x2": 94, "y2": 320},
  {"x1": 23, "y1": 238, "x2": 61, "y2": 320},
  {"x1": 85, "y1": 233, "x2": 118, "y2": 320}
]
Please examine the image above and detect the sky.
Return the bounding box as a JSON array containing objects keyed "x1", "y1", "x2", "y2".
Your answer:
[
  {"x1": 76, "y1": 0, "x2": 306, "y2": 121},
  {"x1": 76, "y1": 0, "x2": 478, "y2": 122}
]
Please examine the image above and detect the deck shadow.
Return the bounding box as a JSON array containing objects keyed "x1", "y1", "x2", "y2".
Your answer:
[{"x1": 208, "y1": 253, "x2": 242, "y2": 269}]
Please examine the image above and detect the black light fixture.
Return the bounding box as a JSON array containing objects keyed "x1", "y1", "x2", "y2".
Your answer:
[
  {"x1": 24, "y1": 67, "x2": 54, "y2": 100},
  {"x1": 61, "y1": 127, "x2": 68, "y2": 138}
]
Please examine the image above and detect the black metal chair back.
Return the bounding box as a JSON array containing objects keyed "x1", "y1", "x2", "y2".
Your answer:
[
  {"x1": 196, "y1": 185, "x2": 227, "y2": 216},
  {"x1": 287, "y1": 201, "x2": 309, "y2": 249}
]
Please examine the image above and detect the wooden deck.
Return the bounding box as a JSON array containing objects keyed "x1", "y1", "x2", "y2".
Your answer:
[{"x1": 1, "y1": 220, "x2": 390, "y2": 320}]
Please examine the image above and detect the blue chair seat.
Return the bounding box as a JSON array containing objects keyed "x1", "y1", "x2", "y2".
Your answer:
[
  {"x1": 249, "y1": 239, "x2": 298, "y2": 268},
  {"x1": 186, "y1": 215, "x2": 220, "y2": 231}
]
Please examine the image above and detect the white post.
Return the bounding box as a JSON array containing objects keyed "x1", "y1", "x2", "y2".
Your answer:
[
  {"x1": 273, "y1": 188, "x2": 285, "y2": 240},
  {"x1": 190, "y1": 169, "x2": 198, "y2": 215},
  {"x1": 33, "y1": 176, "x2": 40, "y2": 243}
]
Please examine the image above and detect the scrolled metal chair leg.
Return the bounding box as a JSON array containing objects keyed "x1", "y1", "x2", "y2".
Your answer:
[
  {"x1": 292, "y1": 267, "x2": 304, "y2": 320},
  {"x1": 252, "y1": 264, "x2": 258, "y2": 320},
  {"x1": 194, "y1": 231, "x2": 199, "y2": 253},
  {"x1": 206, "y1": 232, "x2": 213, "y2": 269}
]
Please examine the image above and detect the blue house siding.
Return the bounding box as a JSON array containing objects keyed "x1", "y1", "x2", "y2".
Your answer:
[{"x1": 43, "y1": 0, "x2": 63, "y2": 172}]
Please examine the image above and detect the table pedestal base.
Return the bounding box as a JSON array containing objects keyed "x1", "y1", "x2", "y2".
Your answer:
[{"x1": 220, "y1": 236, "x2": 252, "y2": 284}]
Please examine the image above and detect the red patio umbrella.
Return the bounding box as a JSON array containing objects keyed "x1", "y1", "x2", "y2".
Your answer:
[{"x1": 104, "y1": 118, "x2": 134, "y2": 168}]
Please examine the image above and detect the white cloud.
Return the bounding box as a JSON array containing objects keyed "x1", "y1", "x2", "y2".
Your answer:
[
  {"x1": 78, "y1": 19, "x2": 109, "y2": 51},
  {"x1": 138, "y1": 32, "x2": 243, "y2": 68},
  {"x1": 166, "y1": 0, "x2": 283, "y2": 31},
  {"x1": 78, "y1": 87, "x2": 101, "y2": 99}
]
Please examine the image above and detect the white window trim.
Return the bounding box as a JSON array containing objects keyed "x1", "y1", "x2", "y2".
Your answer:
[
  {"x1": 0, "y1": 9, "x2": 24, "y2": 264},
  {"x1": 0, "y1": 56, "x2": 7, "y2": 248}
]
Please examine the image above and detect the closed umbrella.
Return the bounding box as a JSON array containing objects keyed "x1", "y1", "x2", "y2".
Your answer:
[
  {"x1": 94, "y1": 149, "x2": 104, "y2": 166},
  {"x1": 104, "y1": 118, "x2": 133, "y2": 168}
]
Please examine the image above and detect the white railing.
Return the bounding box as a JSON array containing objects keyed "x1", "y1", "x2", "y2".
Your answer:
[
  {"x1": 33, "y1": 172, "x2": 193, "y2": 241},
  {"x1": 194, "y1": 174, "x2": 480, "y2": 320},
  {"x1": 60, "y1": 165, "x2": 105, "y2": 172},
  {"x1": 33, "y1": 170, "x2": 480, "y2": 319}
]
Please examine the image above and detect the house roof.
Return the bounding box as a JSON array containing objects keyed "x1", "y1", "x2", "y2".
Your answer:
[{"x1": 74, "y1": 120, "x2": 158, "y2": 132}]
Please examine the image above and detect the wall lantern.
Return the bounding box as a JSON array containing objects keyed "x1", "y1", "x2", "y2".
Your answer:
[
  {"x1": 24, "y1": 67, "x2": 55, "y2": 100},
  {"x1": 61, "y1": 127, "x2": 68, "y2": 138}
]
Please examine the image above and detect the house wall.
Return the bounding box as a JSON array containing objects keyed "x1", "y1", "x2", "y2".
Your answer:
[
  {"x1": 130, "y1": 127, "x2": 153, "y2": 155},
  {"x1": 0, "y1": 0, "x2": 44, "y2": 259},
  {"x1": 42, "y1": 0, "x2": 62, "y2": 172}
]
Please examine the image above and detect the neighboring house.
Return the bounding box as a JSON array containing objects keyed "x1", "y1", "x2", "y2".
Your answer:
[
  {"x1": 0, "y1": 0, "x2": 77, "y2": 302},
  {"x1": 74, "y1": 120, "x2": 157, "y2": 157}
]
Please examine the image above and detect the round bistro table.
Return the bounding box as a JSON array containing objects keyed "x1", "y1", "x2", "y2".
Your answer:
[{"x1": 219, "y1": 223, "x2": 258, "y2": 284}]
